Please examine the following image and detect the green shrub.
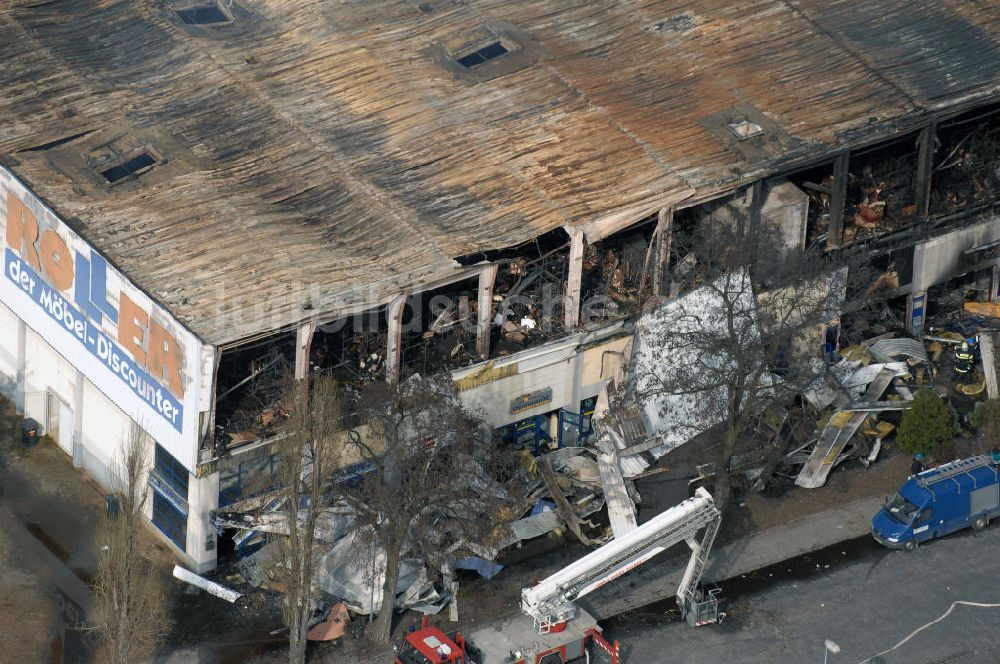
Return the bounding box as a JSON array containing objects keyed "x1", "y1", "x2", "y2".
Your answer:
[
  {"x1": 972, "y1": 398, "x2": 1000, "y2": 453},
  {"x1": 971, "y1": 399, "x2": 1000, "y2": 429},
  {"x1": 896, "y1": 388, "x2": 957, "y2": 456}
]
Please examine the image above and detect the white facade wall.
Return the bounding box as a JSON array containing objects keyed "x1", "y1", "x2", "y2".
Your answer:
[
  {"x1": 22, "y1": 327, "x2": 78, "y2": 456},
  {"x1": 0, "y1": 165, "x2": 218, "y2": 571},
  {"x1": 80, "y1": 378, "x2": 131, "y2": 490},
  {"x1": 452, "y1": 326, "x2": 631, "y2": 429},
  {"x1": 0, "y1": 301, "x2": 17, "y2": 399},
  {"x1": 912, "y1": 217, "x2": 1000, "y2": 292}
]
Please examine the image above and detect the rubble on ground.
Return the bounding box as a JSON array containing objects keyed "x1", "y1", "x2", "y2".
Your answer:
[
  {"x1": 208, "y1": 443, "x2": 623, "y2": 633},
  {"x1": 204, "y1": 273, "x2": 1000, "y2": 637}
]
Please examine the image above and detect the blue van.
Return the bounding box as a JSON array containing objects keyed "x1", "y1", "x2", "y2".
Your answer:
[{"x1": 872, "y1": 455, "x2": 1000, "y2": 551}]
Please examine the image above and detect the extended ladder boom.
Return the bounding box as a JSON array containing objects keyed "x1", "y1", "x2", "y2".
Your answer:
[{"x1": 521, "y1": 487, "x2": 721, "y2": 631}]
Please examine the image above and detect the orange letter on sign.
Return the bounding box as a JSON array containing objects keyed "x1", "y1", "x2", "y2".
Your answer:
[
  {"x1": 118, "y1": 292, "x2": 148, "y2": 367},
  {"x1": 39, "y1": 229, "x2": 73, "y2": 291},
  {"x1": 149, "y1": 320, "x2": 185, "y2": 399},
  {"x1": 5, "y1": 192, "x2": 41, "y2": 269}
]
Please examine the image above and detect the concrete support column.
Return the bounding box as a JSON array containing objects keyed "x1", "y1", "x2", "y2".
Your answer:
[
  {"x1": 652, "y1": 206, "x2": 674, "y2": 297},
  {"x1": 477, "y1": 264, "x2": 499, "y2": 360},
  {"x1": 827, "y1": 152, "x2": 850, "y2": 250},
  {"x1": 15, "y1": 318, "x2": 25, "y2": 412},
  {"x1": 915, "y1": 123, "x2": 938, "y2": 219},
  {"x1": 564, "y1": 226, "x2": 585, "y2": 330},
  {"x1": 294, "y1": 320, "x2": 316, "y2": 382},
  {"x1": 72, "y1": 370, "x2": 84, "y2": 468},
  {"x1": 186, "y1": 470, "x2": 221, "y2": 573},
  {"x1": 747, "y1": 181, "x2": 763, "y2": 240},
  {"x1": 385, "y1": 291, "x2": 408, "y2": 384},
  {"x1": 204, "y1": 351, "x2": 222, "y2": 456}
]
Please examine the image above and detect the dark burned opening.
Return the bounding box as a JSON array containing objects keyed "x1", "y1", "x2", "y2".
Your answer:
[
  {"x1": 487, "y1": 229, "x2": 570, "y2": 356},
  {"x1": 213, "y1": 332, "x2": 295, "y2": 455},
  {"x1": 311, "y1": 306, "x2": 389, "y2": 384},
  {"x1": 839, "y1": 131, "x2": 921, "y2": 244},
  {"x1": 456, "y1": 41, "x2": 509, "y2": 68},
  {"x1": 840, "y1": 250, "x2": 910, "y2": 344},
  {"x1": 100, "y1": 151, "x2": 158, "y2": 184},
  {"x1": 176, "y1": 4, "x2": 231, "y2": 25},
  {"x1": 931, "y1": 102, "x2": 1000, "y2": 218},
  {"x1": 785, "y1": 161, "x2": 837, "y2": 250},
  {"x1": 581, "y1": 217, "x2": 656, "y2": 323},
  {"x1": 400, "y1": 277, "x2": 480, "y2": 378}
]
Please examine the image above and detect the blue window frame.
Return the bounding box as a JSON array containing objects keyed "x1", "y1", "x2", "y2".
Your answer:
[
  {"x1": 154, "y1": 443, "x2": 188, "y2": 499},
  {"x1": 493, "y1": 416, "x2": 554, "y2": 456},
  {"x1": 152, "y1": 491, "x2": 187, "y2": 549}
]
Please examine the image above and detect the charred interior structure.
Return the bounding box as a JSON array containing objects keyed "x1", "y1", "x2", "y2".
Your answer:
[{"x1": 3, "y1": 0, "x2": 1000, "y2": 572}]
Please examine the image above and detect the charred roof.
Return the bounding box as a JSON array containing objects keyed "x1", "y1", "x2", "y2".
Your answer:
[{"x1": 1, "y1": 0, "x2": 999, "y2": 344}]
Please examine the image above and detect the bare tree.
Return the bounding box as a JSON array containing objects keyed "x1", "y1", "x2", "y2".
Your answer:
[
  {"x1": 269, "y1": 373, "x2": 348, "y2": 664},
  {"x1": 631, "y1": 217, "x2": 860, "y2": 507},
  {"x1": 335, "y1": 375, "x2": 518, "y2": 644},
  {"x1": 92, "y1": 422, "x2": 170, "y2": 664}
]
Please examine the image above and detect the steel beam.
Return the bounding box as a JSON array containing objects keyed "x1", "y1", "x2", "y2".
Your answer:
[{"x1": 828, "y1": 152, "x2": 850, "y2": 250}]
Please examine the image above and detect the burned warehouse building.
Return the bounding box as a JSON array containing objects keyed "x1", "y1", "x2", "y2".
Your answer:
[{"x1": 2, "y1": 0, "x2": 1000, "y2": 578}]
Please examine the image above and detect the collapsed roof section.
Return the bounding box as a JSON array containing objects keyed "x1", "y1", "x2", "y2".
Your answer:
[
  {"x1": 629, "y1": 271, "x2": 763, "y2": 458},
  {"x1": 1, "y1": 1, "x2": 999, "y2": 344}
]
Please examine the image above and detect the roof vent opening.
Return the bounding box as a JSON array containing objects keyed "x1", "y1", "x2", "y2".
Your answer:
[
  {"x1": 728, "y1": 120, "x2": 764, "y2": 141},
  {"x1": 100, "y1": 150, "x2": 161, "y2": 184},
  {"x1": 176, "y1": 3, "x2": 232, "y2": 26},
  {"x1": 456, "y1": 41, "x2": 510, "y2": 69}
]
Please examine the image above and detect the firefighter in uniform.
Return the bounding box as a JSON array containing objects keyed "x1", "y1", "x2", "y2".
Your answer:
[{"x1": 954, "y1": 341, "x2": 975, "y2": 379}]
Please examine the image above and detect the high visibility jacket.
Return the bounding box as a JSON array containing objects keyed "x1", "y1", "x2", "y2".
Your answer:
[{"x1": 955, "y1": 349, "x2": 974, "y2": 373}]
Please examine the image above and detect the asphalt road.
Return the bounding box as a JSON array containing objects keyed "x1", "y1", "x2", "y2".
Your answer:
[{"x1": 605, "y1": 523, "x2": 1000, "y2": 664}]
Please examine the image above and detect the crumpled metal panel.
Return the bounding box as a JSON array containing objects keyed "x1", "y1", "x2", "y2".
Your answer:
[{"x1": 870, "y1": 337, "x2": 930, "y2": 363}]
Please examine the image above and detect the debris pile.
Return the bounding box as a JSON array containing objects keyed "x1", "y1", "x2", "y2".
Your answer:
[
  {"x1": 204, "y1": 444, "x2": 629, "y2": 635},
  {"x1": 931, "y1": 116, "x2": 1000, "y2": 216},
  {"x1": 214, "y1": 348, "x2": 293, "y2": 453},
  {"x1": 491, "y1": 254, "x2": 569, "y2": 353}
]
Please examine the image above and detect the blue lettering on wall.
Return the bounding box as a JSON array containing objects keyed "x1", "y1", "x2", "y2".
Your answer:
[
  {"x1": 6, "y1": 248, "x2": 182, "y2": 432},
  {"x1": 73, "y1": 248, "x2": 119, "y2": 325}
]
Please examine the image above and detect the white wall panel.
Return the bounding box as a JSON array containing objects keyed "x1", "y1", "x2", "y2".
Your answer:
[
  {"x1": 0, "y1": 301, "x2": 17, "y2": 398},
  {"x1": 81, "y1": 379, "x2": 130, "y2": 490},
  {"x1": 24, "y1": 327, "x2": 75, "y2": 405}
]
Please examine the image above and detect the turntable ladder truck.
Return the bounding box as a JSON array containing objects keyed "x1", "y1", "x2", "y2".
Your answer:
[{"x1": 396, "y1": 487, "x2": 723, "y2": 664}]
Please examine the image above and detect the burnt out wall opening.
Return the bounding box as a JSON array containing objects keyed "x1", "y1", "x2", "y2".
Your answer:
[
  {"x1": 488, "y1": 228, "x2": 570, "y2": 357},
  {"x1": 214, "y1": 331, "x2": 295, "y2": 454},
  {"x1": 841, "y1": 132, "x2": 921, "y2": 244},
  {"x1": 400, "y1": 276, "x2": 480, "y2": 378},
  {"x1": 840, "y1": 256, "x2": 906, "y2": 344},
  {"x1": 311, "y1": 306, "x2": 388, "y2": 383},
  {"x1": 931, "y1": 103, "x2": 1000, "y2": 218},
  {"x1": 668, "y1": 204, "x2": 709, "y2": 296},
  {"x1": 580, "y1": 217, "x2": 655, "y2": 324}
]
